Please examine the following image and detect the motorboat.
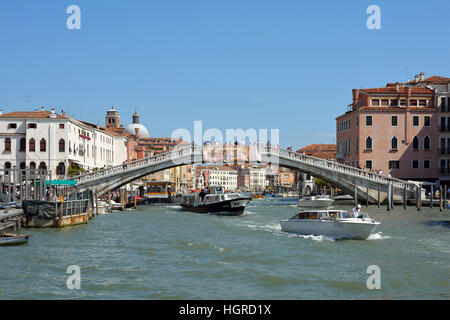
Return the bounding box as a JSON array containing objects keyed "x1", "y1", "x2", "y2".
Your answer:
[
  {"x1": 332, "y1": 194, "x2": 355, "y2": 205},
  {"x1": 297, "y1": 195, "x2": 334, "y2": 208},
  {"x1": 0, "y1": 232, "x2": 29, "y2": 246},
  {"x1": 145, "y1": 181, "x2": 181, "y2": 204},
  {"x1": 109, "y1": 199, "x2": 123, "y2": 211},
  {"x1": 94, "y1": 200, "x2": 111, "y2": 214},
  {"x1": 280, "y1": 209, "x2": 380, "y2": 240},
  {"x1": 181, "y1": 186, "x2": 252, "y2": 215}
]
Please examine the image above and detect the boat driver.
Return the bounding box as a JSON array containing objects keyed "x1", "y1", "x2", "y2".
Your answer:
[{"x1": 352, "y1": 204, "x2": 362, "y2": 218}]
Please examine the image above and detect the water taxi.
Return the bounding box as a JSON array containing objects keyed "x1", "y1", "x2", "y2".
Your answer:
[
  {"x1": 145, "y1": 181, "x2": 181, "y2": 204},
  {"x1": 280, "y1": 210, "x2": 380, "y2": 240},
  {"x1": 297, "y1": 195, "x2": 334, "y2": 208},
  {"x1": 181, "y1": 187, "x2": 251, "y2": 215}
]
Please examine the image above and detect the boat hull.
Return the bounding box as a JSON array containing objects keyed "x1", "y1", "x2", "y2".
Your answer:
[
  {"x1": 0, "y1": 233, "x2": 29, "y2": 246},
  {"x1": 280, "y1": 220, "x2": 379, "y2": 240},
  {"x1": 181, "y1": 198, "x2": 251, "y2": 215}
]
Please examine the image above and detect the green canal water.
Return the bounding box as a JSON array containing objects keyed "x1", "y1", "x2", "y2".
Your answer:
[{"x1": 1, "y1": 199, "x2": 449, "y2": 299}]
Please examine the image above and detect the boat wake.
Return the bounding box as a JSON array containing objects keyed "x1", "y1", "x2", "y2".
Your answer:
[{"x1": 367, "y1": 232, "x2": 391, "y2": 240}]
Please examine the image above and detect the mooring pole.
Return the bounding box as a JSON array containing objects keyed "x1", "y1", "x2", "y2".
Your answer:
[
  {"x1": 95, "y1": 191, "x2": 99, "y2": 216},
  {"x1": 387, "y1": 183, "x2": 391, "y2": 211},
  {"x1": 439, "y1": 185, "x2": 443, "y2": 212},
  {"x1": 366, "y1": 186, "x2": 369, "y2": 207},
  {"x1": 354, "y1": 186, "x2": 358, "y2": 206},
  {"x1": 417, "y1": 185, "x2": 422, "y2": 211},
  {"x1": 403, "y1": 184, "x2": 407, "y2": 210},
  {"x1": 430, "y1": 188, "x2": 434, "y2": 208},
  {"x1": 377, "y1": 186, "x2": 380, "y2": 208}
]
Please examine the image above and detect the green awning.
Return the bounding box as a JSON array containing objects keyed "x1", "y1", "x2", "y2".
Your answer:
[{"x1": 45, "y1": 180, "x2": 77, "y2": 186}]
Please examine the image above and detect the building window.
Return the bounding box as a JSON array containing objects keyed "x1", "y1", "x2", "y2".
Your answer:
[
  {"x1": 424, "y1": 160, "x2": 430, "y2": 169},
  {"x1": 412, "y1": 160, "x2": 419, "y2": 169},
  {"x1": 59, "y1": 124, "x2": 64, "y2": 129},
  {"x1": 29, "y1": 162, "x2": 36, "y2": 169},
  {"x1": 391, "y1": 116, "x2": 398, "y2": 126},
  {"x1": 365, "y1": 116, "x2": 372, "y2": 126},
  {"x1": 391, "y1": 137, "x2": 398, "y2": 150},
  {"x1": 424, "y1": 116, "x2": 431, "y2": 127},
  {"x1": 56, "y1": 162, "x2": 65, "y2": 176},
  {"x1": 390, "y1": 100, "x2": 399, "y2": 107},
  {"x1": 413, "y1": 116, "x2": 419, "y2": 126},
  {"x1": 40, "y1": 138, "x2": 46, "y2": 152},
  {"x1": 381, "y1": 99, "x2": 389, "y2": 106},
  {"x1": 365, "y1": 136, "x2": 373, "y2": 150},
  {"x1": 412, "y1": 136, "x2": 419, "y2": 150},
  {"x1": 27, "y1": 123, "x2": 37, "y2": 129},
  {"x1": 419, "y1": 100, "x2": 427, "y2": 107},
  {"x1": 4, "y1": 162, "x2": 11, "y2": 174},
  {"x1": 8, "y1": 123, "x2": 17, "y2": 129},
  {"x1": 38, "y1": 162, "x2": 47, "y2": 172},
  {"x1": 424, "y1": 136, "x2": 431, "y2": 150},
  {"x1": 19, "y1": 138, "x2": 26, "y2": 152},
  {"x1": 389, "y1": 160, "x2": 400, "y2": 169},
  {"x1": 410, "y1": 100, "x2": 418, "y2": 107},
  {"x1": 29, "y1": 138, "x2": 35, "y2": 152},
  {"x1": 365, "y1": 160, "x2": 373, "y2": 170},
  {"x1": 59, "y1": 139, "x2": 65, "y2": 152},
  {"x1": 4, "y1": 138, "x2": 11, "y2": 152}
]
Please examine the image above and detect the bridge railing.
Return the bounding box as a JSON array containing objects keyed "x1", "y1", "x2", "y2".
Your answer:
[
  {"x1": 264, "y1": 146, "x2": 418, "y2": 191},
  {"x1": 75, "y1": 144, "x2": 418, "y2": 191}
]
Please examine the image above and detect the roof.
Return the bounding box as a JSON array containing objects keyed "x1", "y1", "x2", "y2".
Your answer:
[
  {"x1": 361, "y1": 86, "x2": 434, "y2": 95},
  {"x1": 0, "y1": 110, "x2": 67, "y2": 119},
  {"x1": 296, "y1": 144, "x2": 336, "y2": 160},
  {"x1": 407, "y1": 75, "x2": 450, "y2": 85}
]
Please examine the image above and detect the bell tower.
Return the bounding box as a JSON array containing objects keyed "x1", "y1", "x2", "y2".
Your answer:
[{"x1": 105, "y1": 106, "x2": 120, "y2": 128}]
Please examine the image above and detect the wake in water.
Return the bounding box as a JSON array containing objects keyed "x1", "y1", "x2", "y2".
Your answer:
[{"x1": 237, "y1": 221, "x2": 390, "y2": 242}]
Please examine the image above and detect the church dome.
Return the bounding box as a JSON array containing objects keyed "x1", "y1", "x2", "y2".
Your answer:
[{"x1": 126, "y1": 123, "x2": 150, "y2": 138}]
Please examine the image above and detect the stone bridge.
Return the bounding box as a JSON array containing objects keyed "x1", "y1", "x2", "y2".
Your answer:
[{"x1": 74, "y1": 145, "x2": 422, "y2": 204}]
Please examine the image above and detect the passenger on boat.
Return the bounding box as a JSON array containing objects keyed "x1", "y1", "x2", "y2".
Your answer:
[
  {"x1": 352, "y1": 204, "x2": 362, "y2": 218},
  {"x1": 199, "y1": 189, "x2": 206, "y2": 202}
]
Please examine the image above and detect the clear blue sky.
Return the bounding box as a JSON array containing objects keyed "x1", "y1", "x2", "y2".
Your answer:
[{"x1": 1, "y1": 0, "x2": 449, "y2": 148}]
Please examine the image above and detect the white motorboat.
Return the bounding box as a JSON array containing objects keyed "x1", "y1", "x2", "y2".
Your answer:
[
  {"x1": 297, "y1": 195, "x2": 334, "y2": 208},
  {"x1": 332, "y1": 194, "x2": 355, "y2": 205},
  {"x1": 94, "y1": 200, "x2": 111, "y2": 214},
  {"x1": 280, "y1": 210, "x2": 380, "y2": 240}
]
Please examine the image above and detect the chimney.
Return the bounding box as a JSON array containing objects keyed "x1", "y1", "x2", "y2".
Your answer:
[
  {"x1": 415, "y1": 75, "x2": 419, "y2": 83},
  {"x1": 41, "y1": 106, "x2": 45, "y2": 111},
  {"x1": 352, "y1": 89, "x2": 360, "y2": 110},
  {"x1": 420, "y1": 72, "x2": 425, "y2": 81},
  {"x1": 50, "y1": 108, "x2": 56, "y2": 118},
  {"x1": 405, "y1": 87, "x2": 411, "y2": 107}
]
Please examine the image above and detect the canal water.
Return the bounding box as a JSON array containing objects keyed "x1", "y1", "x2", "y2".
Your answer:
[{"x1": 1, "y1": 198, "x2": 449, "y2": 299}]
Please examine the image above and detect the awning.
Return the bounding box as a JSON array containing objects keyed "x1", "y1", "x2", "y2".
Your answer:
[{"x1": 45, "y1": 180, "x2": 77, "y2": 186}]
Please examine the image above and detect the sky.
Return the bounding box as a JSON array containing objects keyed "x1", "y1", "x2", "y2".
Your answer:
[{"x1": 1, "y1": 0, "x2": 449, "y2": 148}]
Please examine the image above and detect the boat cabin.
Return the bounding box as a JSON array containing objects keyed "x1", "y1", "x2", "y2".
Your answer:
[
  {"x1": 291, "y1": 210, "x2": 369, "y2": 221},
  {"x1": 146, "y1": 181, "x2": 176, "y2": 199}
]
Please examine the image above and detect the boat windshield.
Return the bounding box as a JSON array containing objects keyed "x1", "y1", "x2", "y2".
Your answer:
[{"x1": 292, "y1": 211, "x2": 320, "y2": 220}]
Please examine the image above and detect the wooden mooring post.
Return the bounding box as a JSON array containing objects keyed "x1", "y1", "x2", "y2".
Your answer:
[
  {"x1": 377, "y1": 186, "x2": 380, "y2": 208},
  {"x1": 403, "y1": 184, "x2": 407, "y2": 210},
  {"x1": 439, "y1": 186, "x2": 443, "y2": 212},
  {"x1": 417, "y1": 185, "x2": 422, "y2": 211},
  {"x1": 95, "y1": 191, "x2": 99, "y2": 216},
  {"x1": 354, "y1": 187, "x2": 358, "y2": 206},
  {"x1": 366, "y1": 187, "x2": 369, "y2": 207},
  {"x1": 387, "y1": 183, "x2": 391, "y2": 211},
  {"x1": 430, "y1": 188, "x2": 434, "y2": 208},
  {"x1": 120, "y1": 189, "x2": 125, "y2": 211}
]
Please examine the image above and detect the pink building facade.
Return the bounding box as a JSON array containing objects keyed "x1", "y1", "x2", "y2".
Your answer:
[{"x1": 336, "y1": 83, "x2": 439, "y2": 182}]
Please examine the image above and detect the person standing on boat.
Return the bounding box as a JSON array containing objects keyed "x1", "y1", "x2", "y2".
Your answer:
[{"x1": 352, "y1": 204, "x2": 362, "y2": 218}]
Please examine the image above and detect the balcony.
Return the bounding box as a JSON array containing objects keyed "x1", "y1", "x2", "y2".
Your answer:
[
  {"x1": 438, "y1": 148, "x2": 450, "y2": 155},
  {"x1": 439, "y1": 168, "x2": 450, "y2": 174},
  {"x1": 438, "y1": 125, "x2": 450, "y2": 132}
]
